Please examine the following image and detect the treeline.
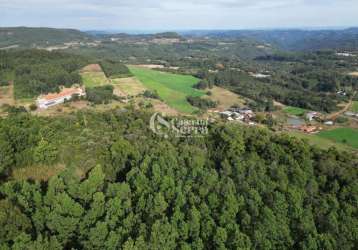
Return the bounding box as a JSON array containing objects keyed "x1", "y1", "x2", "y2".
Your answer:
[
  {"x1": 0, "y1": 109, "x2": 357, "y2": 249},
  {"x1": 86, "y1": 85, "x2": 115, "y2": 104},
  {"x1": 99, "y1": 59, "x2": 132, "y2": 78},
  {"x1": 187, "y1": 96, "x2": 217, "y2": 110},
  {"x1": 197, "y1": 70, "x2": 341, "y2": 112},
  {"x1": 0, "y1": 50, "x2": 90, "y2": 99}
]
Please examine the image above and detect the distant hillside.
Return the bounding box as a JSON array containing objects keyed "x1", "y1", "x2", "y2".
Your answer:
[
  {"x1": 0, "y1": 27, "x2": 93, "y2": 48},
  {"x1": 183, "y1": 28, "x2": 358, "y2": 51}
]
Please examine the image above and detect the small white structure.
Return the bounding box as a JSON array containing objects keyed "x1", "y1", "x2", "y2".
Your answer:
[
  {"x1": 232, "y1": 112, "x2": 245, "y2": 121},
  {"x1": 306, "y1": 112, "x2": 319, "y2": 122},
  {"x1": 336, "y1": 52, "x2": 355, "y2": 57},
  {"x1": 249, "y1": 72, "x2": 271, "y2": 78},
  {"x1": 324, "y1": 121, "x2": 334, "y2": 126},
  {"x1": 345, "y1": 111, "x2": 356, "y2": 117},
  {"x1": 36, "y1": 87, "x2": 85, "y2": 109},
  {"x1": 220, "y1": 111, "x2": 233, "y2": 118}
]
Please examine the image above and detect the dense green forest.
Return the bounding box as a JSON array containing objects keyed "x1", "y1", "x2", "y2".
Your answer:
[
  {"x1": 0, "y1": 50, "x2": 90, "y2": 98},
  {"x1": 99, "y1": 60, "x2": 133, "y2": 78},
  {"x1": 186, "y1": 28, "x2": 358, "y2": 51},
  {"x1": 0, "y1": 109, "x2": 357, "y2": 249},
  {"x1": 193, "y1": 50, "x2": 358, "y2": 112},
  {"x1": 0, "y1": 27, "x2": 92, "y2": 48}
]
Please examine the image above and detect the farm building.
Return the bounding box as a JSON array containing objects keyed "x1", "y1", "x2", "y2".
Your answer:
[{"x1": 36, "y1": 87, "x2": 85, "y2": 109}]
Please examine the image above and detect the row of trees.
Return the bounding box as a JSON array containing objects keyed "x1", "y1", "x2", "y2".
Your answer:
[{"x1": 0, "y1": 109, "x2": 356, "y2": 249}]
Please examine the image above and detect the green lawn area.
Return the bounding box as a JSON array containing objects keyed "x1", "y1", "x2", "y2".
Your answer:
[
  {"x1": 129, "y1": 66, "x2": 204, "y2": 113},
  {"x1": 81, "y1": 72, "x2": 109, "y2": 88},
  {"x1": 318, "y1": 128, "x2": 358, "y2": 149},
  {"x1": 288, "y1": 131, "x2": 355, "y2": 151},
  {"x1": 283, "y1": 106, "x2": 307, "y2": 116},
  {"x1": 351, "y1": 101, "x2": 358, "y2": 113}
]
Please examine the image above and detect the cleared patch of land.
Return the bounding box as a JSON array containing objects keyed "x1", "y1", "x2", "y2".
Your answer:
[
  {"x1": 283, "y1": 106, "x2": 307, "y2": 116},
  {"x1": 12, "y1": 164, "x2": 66, "y2": 181},
  {"x1": 151, "y1": 99, "x2": 180, "y2": 116},
  {"x1": 81, "y1": 72, "x2": 110, "y2": 88},
  {"x1": 0, "y1": 84, "x2": 14, "y2": 106},
  {"x1": 204, "y1": 86, "x2": 245, "y2": 111},
  {"x1": 288, "y1": 131, "x2": 355, "y2": 152},
  {"x1": 318, "y1": 128, "x2": 358, "y2": 149},
  {"x1": 131, "y1": 64, "x2": 165, "y2": 69},
  {"x1": 348, "y1": 72, "x2": 358, "y2": 77},
  {"x1": 129, "y1": 66, "x2": 204, "y2": 113},
  {"x1": 81, "y1": 64, "x2": 103, "y2": 73},
  {"x1": 112, "y1": 77, "x2": 147, "y2": 96},
  {"x1": 80, "y1": 64, "x2": 110, "y2": 88}
]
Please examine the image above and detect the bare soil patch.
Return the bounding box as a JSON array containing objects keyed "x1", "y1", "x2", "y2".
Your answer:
[
  {"x1": 130, "y1": 64, "x2": 165, "y2": 69},
  {"x1": 151, "y1": 99, "x2": 180, "y2": 116},
  {"x1": 205, "y1": 86, "x2": 246, "y2": 111},
  {"x1": 81, "y1": 64, "x2": 103, "y2": 73},
  {"x1": 112, "y1": 77, "x2": 147, "y2": 96},
  {"x1": 12, "y1": 164, "x2": 66, "y2": 181},
  {"x1": 0, "y1": 84, "x2": 15, "y2": 106},
  {"x1": 348, "y1": 72, "x2": 358, "y2": 77}
]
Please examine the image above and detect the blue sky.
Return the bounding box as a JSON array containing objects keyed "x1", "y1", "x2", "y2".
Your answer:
[{"x1": 0, "y1": 0, "x2": 357, "y2": 30}]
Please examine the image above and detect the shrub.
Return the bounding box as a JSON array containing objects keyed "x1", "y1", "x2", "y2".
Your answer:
[
  {"x1": 29, "y1": 104, "x2": 37, "y2": 111},
  {"x1": 187, "y1": 96, "x2": 217, "y2": 110}
]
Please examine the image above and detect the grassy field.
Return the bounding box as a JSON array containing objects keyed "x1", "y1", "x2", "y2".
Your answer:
[
  {"x1": 318, "y1": 128, "x2": 358, "y2": 149},
  {"x1": 112, "y1": 77, "x2": 148, "y2": 96},
  {"x1": 129, "y1": 66, "x2": 204, "y2": 113},
  {"x1": 351, "y1": 101, "x2": 358, "y2": 112},
  {"x1": 283, "y1": 106, "x2": 307, "y2": 116},
  {"x1": 204, "y1": 86, "x2": 245, "y2": 111},
  {"x1": 12, "y1": 164, "x2": 65, "y2": 181},
  {"x1": 288, "y1": 131, "x2": 355, "y2": 151},
  {"x1": 80, "y1": 64, "x2": 110, "y2": 88},
  {"x1": 81, "y1": 72, "x2": 109, "y2": 88}
]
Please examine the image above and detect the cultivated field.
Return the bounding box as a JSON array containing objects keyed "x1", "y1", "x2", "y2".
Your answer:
[
  {"x1": 112, "y1": 77, "x2": 147, "y2": 96},
  {"x1": 318, "y1": 128, "x2": 358, "y2": 149},
  {"x1": 129, "y1": 66, "x2": 204, "y2": 113},
  {"x1": 80, "y1": 64, "x2": 110, "y2": 88}
]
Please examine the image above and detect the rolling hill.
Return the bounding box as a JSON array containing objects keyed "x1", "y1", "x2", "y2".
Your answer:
[
  {"x1": 182, "y1": 28, "x2": 358, "y2": 51},
  {"x1": 0, "y1": 27, "x2": 93, "y2": 48}
]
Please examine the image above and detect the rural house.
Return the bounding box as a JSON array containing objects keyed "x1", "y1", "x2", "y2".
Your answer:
[{"x1": 36, "y1": 86, "x2": 85, "y2": 109}]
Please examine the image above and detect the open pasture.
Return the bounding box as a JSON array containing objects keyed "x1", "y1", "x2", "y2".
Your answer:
[
  {"x1": 129, "y1": 66, "x2": 204, "y2": 113},
  {"x1": 287, "y1": 131, "x2": 355, "y2": 152},
  {"x1": 318, "y1": 128, "x2": 358, "y2": 149},
  {"x1": 283, "y1": 106, "x2": 307, "y2": 116}
]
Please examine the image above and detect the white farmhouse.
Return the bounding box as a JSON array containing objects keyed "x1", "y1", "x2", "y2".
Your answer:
[{"x1": 36, "y1": 87, "x2": 85, "y2": 109}]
